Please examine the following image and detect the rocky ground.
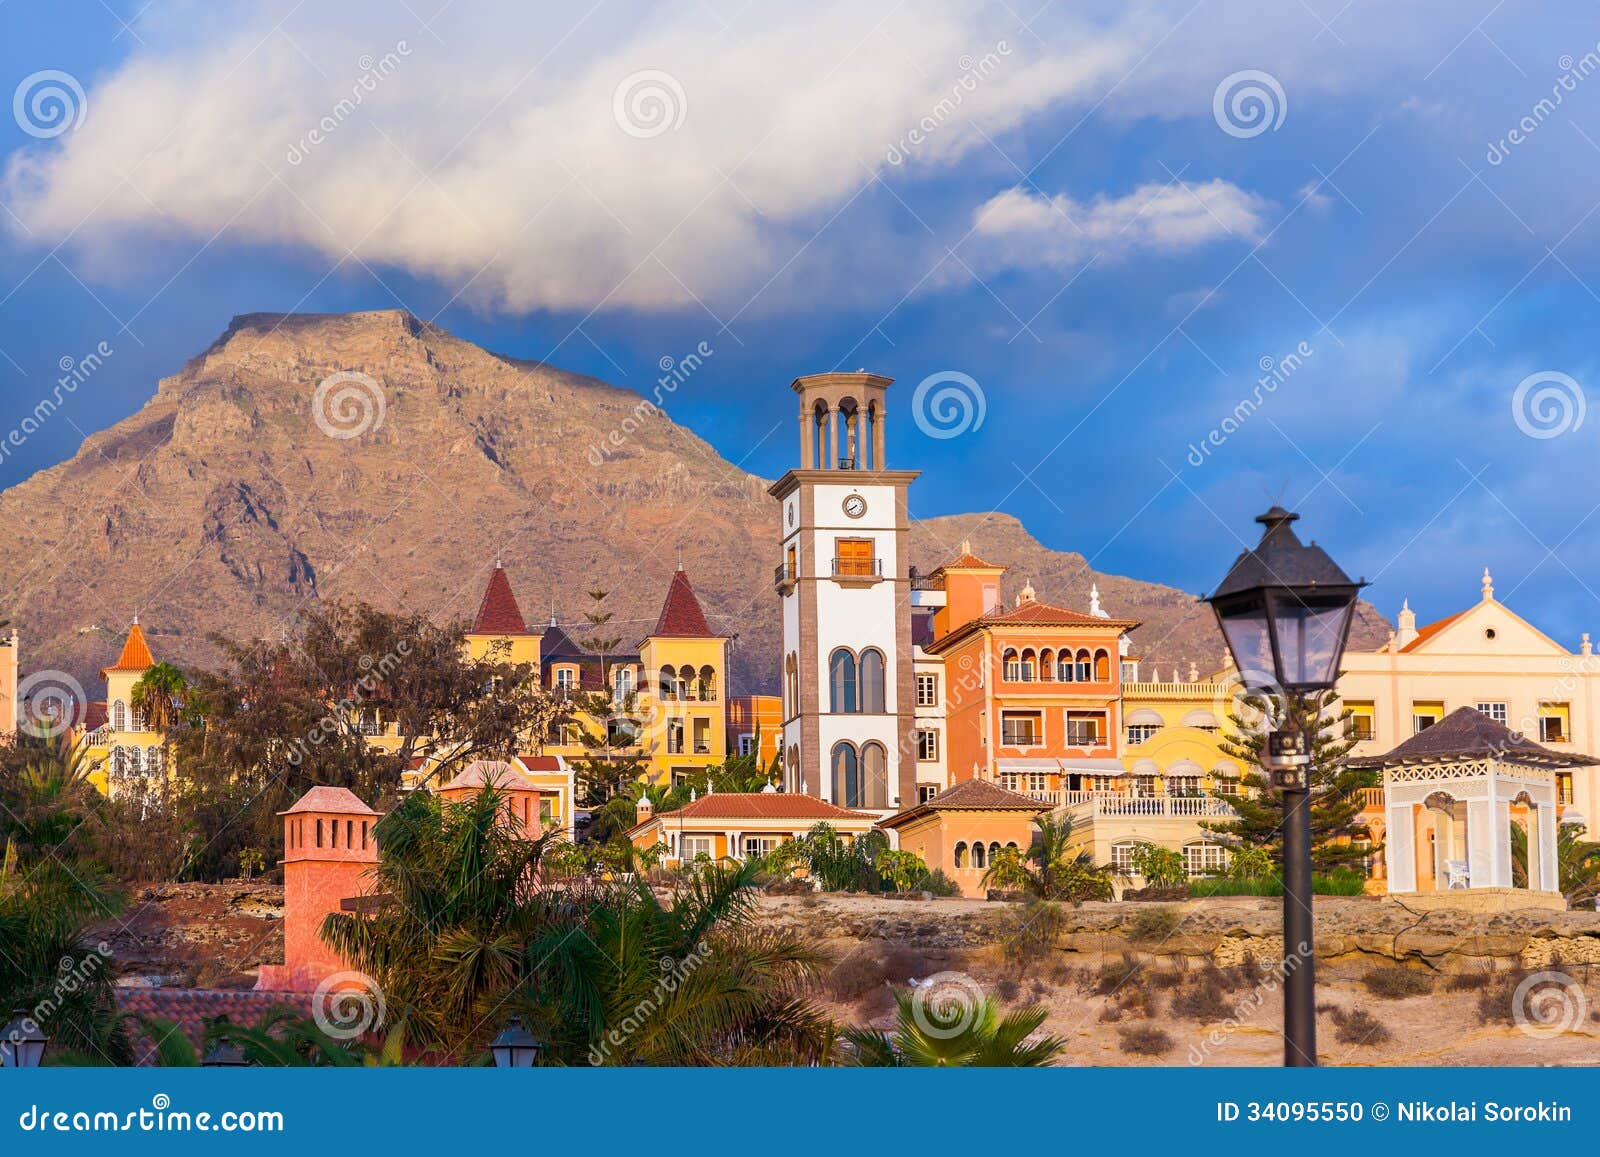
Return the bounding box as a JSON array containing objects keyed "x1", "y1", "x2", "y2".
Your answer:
[{"x1": 95, "y1": 883, "x2": 1600, "y2": 1065}]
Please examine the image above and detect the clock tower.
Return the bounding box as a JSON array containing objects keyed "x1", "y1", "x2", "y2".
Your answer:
[{"x1": 770, "y1": 372, "x2": 919, "y2": 812}]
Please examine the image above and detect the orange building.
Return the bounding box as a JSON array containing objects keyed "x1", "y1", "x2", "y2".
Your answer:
[
  {"x1": 923, "y1": 545, "x2": 1138, "y2": 797},
  {"x1": 726, "y1": 694, "x2": 782, "y2": 767},
  {"x1": 878, "y1": 778, "x2": 1049, "y2": 898}
]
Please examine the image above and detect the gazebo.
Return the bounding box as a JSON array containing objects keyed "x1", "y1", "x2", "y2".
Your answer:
[{"x1": 1349, "y1": 707, "x2": 1596, "y2": 905}]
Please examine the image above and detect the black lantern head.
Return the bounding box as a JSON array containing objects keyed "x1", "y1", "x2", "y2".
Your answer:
[
  {"x1": 1207, "y1": 507, "x2": 1365, "y2": 696},
  {"x1": 490, "y1": 1017, "x2": 542, "y2": 1068},
  {"x1": 1, "y1": 1009, "x2": 48, "y2": 1068}
]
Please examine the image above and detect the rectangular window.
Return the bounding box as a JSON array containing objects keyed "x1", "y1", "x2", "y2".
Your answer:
[
  {"x1": 1184, "y1": 842, "x2": 1230, "y2": 876},
  {"x1": 1539, "y1": 702, "x2": 1570, "y2": 743},
  {"x1": 999, "y1": 770, "x2": 1049, "y2": 794},
  {"x1": 1345, "y1": 701, "x2": 1376, "y2": 742},
  {"x1": 1066, "y1": 712, "x2": 1105, "y2": 747},
  {"x1": 679, "y1": 836, "x2": 713, "y2": 861},
  {"x1": 1558, "y1": 773, "x2": 1575, "y2": 805},
  {"x1": 918, "y1": 784, "x2": 939, "y2": 803},
  {"x1": 1125, "y1": 724, "x2": 1161, "y2": 744},
  {"x1": 916, "y1": 673, "x2": 938, "y2": 706},
  {"x1": 834, "y1": 537, "x2": 877, "y2": 577},
  {"x1": 742, "y1": 836, "x2": 781, "y2": 859},
  {"x1": 1476, "y1": 701, "x2": 1508, "y2": 725},
  {"x1": 1000, "y1": 712, "x2": 1041, "y2": 746},
  {"x1": 667, "y1": 718, "x2": 684, "y2": 754},
  {"x1": 1003, "y1": 657, "x2": 1022, "y2": 681},
  {"x1": 693, "y1": 717, "x2": 711, "y2": 754},
  {"x1": 738, "y1": 733, "x2": 756, "y2": 756},
  {"x1": 916, "y1": 729, "x2": 939, "y2": 761},
  {"x1": 1412, "y1": 701, "x2": 1444, "y2": 733},
  {"x1": 1109, "y1": 843, "x2": 1136, "y2": 872},
  {"x1": 539, "y1": 798, "x2": 555, "y2": 826}
]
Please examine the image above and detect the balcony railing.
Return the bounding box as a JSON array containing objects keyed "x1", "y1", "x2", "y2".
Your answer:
[
  {"x1": 774, "y1": 562, "x2": 796, "y2": 590},
  {"x1": 1358, "y1": 787, "x2": 1384, "y2": 810},
  {"x1": 832, "y1": 556, "x2": 882, "y2": 578},
  {"x1": 1040, "y1": 789, "x2": 1236, "y2": 819}
]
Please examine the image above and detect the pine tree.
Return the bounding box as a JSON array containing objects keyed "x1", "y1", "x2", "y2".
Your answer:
[
  {"x1": 570, "y1": 588, "x2": 649, "y2": 810},
  {"x1": 1202, "y1": 688, "x2": 1378, "y2": 873}
]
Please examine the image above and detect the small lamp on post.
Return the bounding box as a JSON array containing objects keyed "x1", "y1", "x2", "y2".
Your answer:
[
  {"x1": 1206, "y1": 506, "x2": 1365, "y2": 1067},
  {"x1": 490, "y1": 1017, "x2": 542, "y2": 1068},
  {"x1": 1, "y1": 1009, "x2": 49, "y2": 1068}
]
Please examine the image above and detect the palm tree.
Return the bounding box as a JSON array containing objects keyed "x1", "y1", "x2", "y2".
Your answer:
[
  {"x1": 982, "y1": 812, "x2": 1112, "y2": 901},
  {"x1": 842, "y1": 989, "x2": 1065, "y2": 1066},
  {"x1": 1510, "y1": 821, "x2": 1600, "y2": 907},
  {"x1": 127, "y1": 1011, "x2": 400, "y2": 1066},
  {"x1": 130, "y1": 663, "x2": 188, "y2": 733}
]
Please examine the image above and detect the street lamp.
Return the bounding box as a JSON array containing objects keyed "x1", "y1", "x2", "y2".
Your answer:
[
  {"x1": 1207, "y1": 506, "x2": 1364, "y2": 1068},
  {"x1": 490, "y1": 1017, "x2": 542, "y2": 1068},
  {"x1": 1, "y1": 1009, "x2": 49, "y2": 1068},
  {"x1": 201, "y1": 1040, "x2": 250, "y2": 1067}
]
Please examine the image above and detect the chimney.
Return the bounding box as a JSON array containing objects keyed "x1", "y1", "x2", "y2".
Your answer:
[
  {"x1": 636, "y1": 794, "x2": 655, "y2": 827},
  {"x1": 1395, "y1": 599, "x2": 1418, "y2": 648}
]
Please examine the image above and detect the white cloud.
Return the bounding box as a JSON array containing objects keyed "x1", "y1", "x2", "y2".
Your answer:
[{"x1": 968, "y1": 180, "x2": 1269, "y2": 272}]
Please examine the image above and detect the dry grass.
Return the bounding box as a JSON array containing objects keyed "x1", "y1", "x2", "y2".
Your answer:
[
  {"x1": 1170, "y1": 976, "x2": 1233, "y2": 1021},
  {"x1": 1118, "y1": 1025, "x2": 1175, "y2": 1056},
  {"x1": 1360, "y1": 966, "x2": 1434, "y2": 999},
  {"x1": 1328, "y1": 1006, "x2": 1391, "y2": 1045}
]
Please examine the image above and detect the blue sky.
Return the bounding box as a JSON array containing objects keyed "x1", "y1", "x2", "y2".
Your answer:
[{"x1": 3, "y1": 1, "x2": 1599, "y2": 645}]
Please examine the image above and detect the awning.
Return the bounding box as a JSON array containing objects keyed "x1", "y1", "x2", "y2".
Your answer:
[
  {"x1": 1125, "y1": 708, "x2": 1164, "y2": 726},
  {"x1": 1181, "y1": 709, "x2": 1220, "y2": 728}
]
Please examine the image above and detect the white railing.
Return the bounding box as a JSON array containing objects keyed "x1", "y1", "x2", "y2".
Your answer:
[
  {"x1": 1039, "y1": 789, "x2": 1235, "y2": 819},
  {"x1": 1122, "y1": 681, "x2": 1229, "y2": 698}
]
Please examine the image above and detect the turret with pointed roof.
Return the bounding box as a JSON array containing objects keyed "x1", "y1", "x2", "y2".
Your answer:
[
  {"x1": 101, "y1": 620, "x2": 154, "y2": 679},
  {"x1": 649, "y1": 567, "x2": 717, "y2": 639},
  {"x1": 464, "y1": 563, "x2": 542, "y2": 664}
]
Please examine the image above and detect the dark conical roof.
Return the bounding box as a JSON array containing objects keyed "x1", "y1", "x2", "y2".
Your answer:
[
  {"x1": 651, "y1": 569, "x2": 715, "y2": 638},
  {"x1": 1212, "y1": 506, "x2": 1360, "y2": 597},
  {"x1": 473, "y1": 564, "x2": 530, "y2": 635}
]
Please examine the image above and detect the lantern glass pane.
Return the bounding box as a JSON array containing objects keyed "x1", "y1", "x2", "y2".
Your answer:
[
  {"x1": 1273, "y1": 598, "x2": 1351, "y2": 688},
  {"x1": 1219, "y1": 605, "x2": 1275, "y2": 689}
]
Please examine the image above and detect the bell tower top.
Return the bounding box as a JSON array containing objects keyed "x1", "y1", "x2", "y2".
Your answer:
[{"x1": 792, "y1": 371, "x2": 893, "y2": 471}]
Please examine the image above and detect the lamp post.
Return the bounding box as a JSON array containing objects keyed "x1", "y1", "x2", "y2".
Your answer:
[
  {"x1": 1206, "y1": 506, "x2": 1364, "y2": 1067},
  {"x1": 1, "y1": 1009, "x2": 49, "y2": 1068},
  {"x1": 490, "y1": 1017, "x2": 542, "y2": 1068},
  {"x1": 201, "y1": 1041, "x2": 250, "y2": 1067}
]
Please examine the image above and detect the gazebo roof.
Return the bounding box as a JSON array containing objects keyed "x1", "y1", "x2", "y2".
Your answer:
[{"x1": 1347, "y1": 706, "x2": 1598, "y2": 770}]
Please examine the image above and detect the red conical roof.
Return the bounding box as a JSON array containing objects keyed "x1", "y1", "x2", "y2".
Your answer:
[
  {"x1": 651, "y1": 569, "x2": 715, "y2": 638},
  {"x1": 102, "y1": 622, "x2": 154, "y2": 675},
  {"x1": 472, "y1": 564, "x2": 530, "y2": 635}
]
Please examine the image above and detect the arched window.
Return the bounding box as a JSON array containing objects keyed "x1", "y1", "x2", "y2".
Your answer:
[
  {"x1": 111, "y1": 700, "x2": 129, "y2": 732},
  {"x1": 954, "y1": 841, "x2": 968, "y2": 868},
  {"x1": 1020, "y1": 649, "x2": 1037, "y2": 682},
  {"x1": 110, "y1": 746, "x2": 128, "y2": 778},
  {"x1": 1184, "y1": 841, "x2": 1229, "y2": 877},
  {"x1": 1002, "y1": 648, "x2": 1021, "y2": 681},
  {"x1": 658, "y1": 666, "x2": 676, "y2": 700},
  {"x1": 971, "y1": 841, "x2": 988, "y2": 869},
  {"x1": 1109, "y1": 841, "x2": 1137, "y2": 873},
  {"x1": 787, "y1": 745, "x2": 800, "y2": 792},
  {"x1": 1094, "y1": 650, "x2": 1111, "y2": 680},
  {"x1": 1040, "y1": 649, "x2": 1055, "y2": 681},
  {"x1": 831, "y1": 742, "x2": 861, "y2": 808},
  {"x1": 829, "y1": 649, "x2": 858, "y2": 714},
  {"x1": 698, "y1": 665, "x2": 716, "y2": 702},
  {"x1": 129, "y1": 746, "x2": 145, "y2": 776},
  {"x1": 1057, "y1": 652, "x2": 1075, "y2": 681},
  {"x1": 1075, "y1": 649, "x2": 1092, "y2": 682},
  {"x1": 812, "y1": 399, "x2": 829, "y2": 469},
  {"x1": 678, "y1": 665, "x2": 695, "y2": 700},
  {"x1": 860, "y1": 742, "x2": 887, "y2": 809},
  {"x1": 147, "y1": 746, "x2": 163, "y2": 774},
  {"x1": 859, "y1": 649, "x2": 885, "y2": 713},
  {"x1": 989, "y1": 841, "x2": 1002, "y2": 863}
]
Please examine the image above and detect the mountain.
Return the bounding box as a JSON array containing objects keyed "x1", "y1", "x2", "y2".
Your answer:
[{"x1": 0, "y1": 310, "x2": 1389, "y2": 696}]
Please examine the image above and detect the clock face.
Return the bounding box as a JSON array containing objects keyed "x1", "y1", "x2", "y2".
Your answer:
[{"x1": 843, "y1": 494, "x2": 867, "y2": 519}]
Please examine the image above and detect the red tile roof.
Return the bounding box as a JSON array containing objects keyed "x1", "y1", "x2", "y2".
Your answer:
[
  {"x1": 472, "y1": 565, "x2": 531, "y2": 635},
  {"x1": 1399, "y1": 609, "x2": 1466, "y2": 652},
  {"x1": 651, "y1": 568, "x2": 716, "y2": 638},
  {"x1": 516, "y1": 755, "x2": 566, "y2": 773},
  {"x1": 440, "y1": 759, "x2": 537, "y2": 792},
  {"x1": 656, "y1": 793, "x2": 876, "y2": 821},
  {"x1": 75, "y1": 700, "x2": 108, "y2": 730},
  {"x1": 879, "y1": 777, "x2": 1048, "y2": 828},
  {"x1": 986, "y1": 599, "x2": 1137, "y2": 628},
  {"x1": 102, "y1": 623, "x2": 154, "y2": 674},
  {"x1": 117, "y1": 988, "x2": 315, "y2": 1066},
  {"x1": 278, "y1": 786, "x2": 381, "y2": 817}
]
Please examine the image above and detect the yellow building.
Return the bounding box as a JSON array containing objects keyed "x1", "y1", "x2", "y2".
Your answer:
[
  {"x1": 635, "y1": 568, "x2": 729, "y2": 785},
  {"x1": 78, "y1": 622, "x2": 170, "y2": 797}
]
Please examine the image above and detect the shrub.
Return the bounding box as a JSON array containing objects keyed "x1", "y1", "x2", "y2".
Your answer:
[
  {"x1": 1188, "y1": 868, "x2": 1369, "y2": 898},
  {"x1": 1361, "y1": 966, "x2": 1434, "y2": 999},
  {"x1": 1151, "y1": 968, "x2": 1186, "y2": 990},
  {"x1": 1000, "y1": 901, "x2": 1065, "y2": 972},
  {"x1": 1328, "y1": 1006, "x2": 1390, "y2": 1046},
  {"x1": 1170, "y1": 978, "x2": 1232, "y2": 1022},
  {"x1": 1126, "y1": 906, "x2": 1181, "y2": 943},
  {"x1": 825, "y1": 947, "x2": 938, "y2": 1005},
  {"x1": 1126, "y1": 842, "x2": 1188, "y2": 888},
  {"x1": 1030, "y1": 979, "x2": 1051, "y2": 999},
  {"x1": 1445, "y1": 968, "x2": 1494, "y2": 992},
  {"x1": 995, "y1": 978, "x2": 1021, "y2": 1004},
  {"x1": 1117, "y1": 1025, "x2": 1174, "y2": 1056},
  {"x1": 1095, "y1": 953, "x2": 1143, "y2": 994}
]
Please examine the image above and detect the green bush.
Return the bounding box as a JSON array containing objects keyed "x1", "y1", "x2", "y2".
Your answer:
[
  {"x1": 1188, "y1": 868, "x2": 1367, "y2": 898},
  {"x1": 1126, "y1": 905, "x2": 1182, "y2": 943}
]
